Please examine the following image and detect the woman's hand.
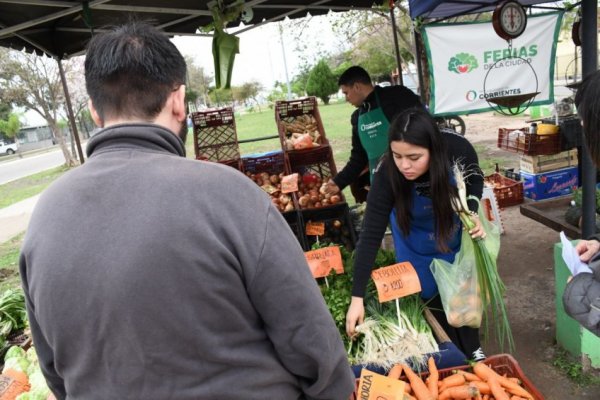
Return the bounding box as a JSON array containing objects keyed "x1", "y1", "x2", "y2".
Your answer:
[
  {"x1": 575, "y1": 239, "x2": 600, "y2": 262},
  {"x1": 345, "y1": 296, "x2": 365, "y2": 338},
  {"x1": 322, "y1": 180, "x2": 341, "y2": 196},
  {"x1": 467, "y1": 214, "x2": 486, "y2": 239}
]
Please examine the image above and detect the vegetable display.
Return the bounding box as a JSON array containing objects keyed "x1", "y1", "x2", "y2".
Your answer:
[
  {"x1": 451, "y1": 165, "x2": 514, "y2": 352},
  {"x1": 1, "y1": 345, "x2": 52, "y2": 399},
  {"x1": 377, "y1": 358, "x2": 537, "y2": 400},
  {"x1": 296, "y1": 173, "x2": 341, "y2": 209},
  {"x1": 245, "y1": 171, "x2": 295, "y2": 213},
  {"x1": 0, "y1": 289, "x2": 28, "y2": 341},
  {"x1": 280, "y1": 115, "x2": 323, "y2": 150}
]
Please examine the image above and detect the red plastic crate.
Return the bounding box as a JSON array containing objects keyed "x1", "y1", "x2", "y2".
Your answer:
[
  {"x1": 275, "y1": 97, "x2": 329, "y2": 155},
  {"x1": 286, "y1": 145, "x2": 344, "y2": 210},
  {"x1": 350, "y1": 354, "x2": 544, "y2": 400},
  {"x1": 497, "y1": 127, "x2": 561, "y2": 156},
  {"x1": 485, "y1": 173, "x2": 524, "y2": 208},
  {"x1": 191, "y1": 107, "x2": 240, "y2": 162}
]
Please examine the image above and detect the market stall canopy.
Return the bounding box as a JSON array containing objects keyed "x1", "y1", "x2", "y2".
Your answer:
[
  {"x1": 0, "y1": 0, "x2": 385, "y2": 59},
  {"x1": 408, "y1": 0, "x2": 562, "y2": 20}
]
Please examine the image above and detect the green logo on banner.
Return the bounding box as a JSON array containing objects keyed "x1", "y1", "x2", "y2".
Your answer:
[{"x1": 448, "y1": 53, "x2": 479, "y2": 74}]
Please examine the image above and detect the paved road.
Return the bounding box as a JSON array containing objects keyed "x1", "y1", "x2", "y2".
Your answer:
[{"x1": 0, "y1": 149, "x2": 65, "y2": 185}]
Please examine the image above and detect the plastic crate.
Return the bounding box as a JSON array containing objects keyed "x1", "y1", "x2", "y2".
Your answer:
[
  {"x1": 286, "y1": 145, "x2": 344, "y2": 209},
  {"x1": 350, "y1": 354, "x2": 544, "y2": 400},
  {"x1": 191, "y1": 107, "x2": 240, "y2": 162},
  {"x1": 300, "y1": 203, "x2": 356, "y2": 251},
  {"x1": 497, "y1": 127, "x2": 561, "y2": 156},
  {"x1": 275, "y1": 97, "x2": 329, "y2": 155},
  {"x1": 282, "y1": 209, "x2": 308, "y2": 251},
  {"x1": 485, "y1": 173, "x2": 524, "y2": 208},
  {"x1": 241, "y1": 151, "x2": 298, "y2": 213},
  {"x1": 542, "y1": 115, "x2": 583, "y2": 150}
]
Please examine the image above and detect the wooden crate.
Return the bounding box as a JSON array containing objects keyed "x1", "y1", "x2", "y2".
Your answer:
[
  {"x1": 275, "y1": 97, "x2": 329, "y2": 155},
  {"x1": 520, "y1": 150, "x2": 578, "y2": 174},
  {"x1": 191, "y1": 107, "x2": 240, "y2": 162},
  {"x1": 497, "y1": 127, "x2": 561, "y2": 156}
]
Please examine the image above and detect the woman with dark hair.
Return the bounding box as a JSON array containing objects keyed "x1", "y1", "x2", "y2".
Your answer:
[
  {"x1": 562, "y1": 71, "x2": 600, "y2": 337},
  {"x1": 345, "y1": 107, "x2": 487, "y2": 360}
]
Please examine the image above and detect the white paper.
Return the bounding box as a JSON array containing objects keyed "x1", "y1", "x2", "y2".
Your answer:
[{"x1": 560, "y1": 231, "x2": 593, "y2": 276}]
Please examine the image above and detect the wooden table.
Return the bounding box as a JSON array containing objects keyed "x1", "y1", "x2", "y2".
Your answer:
[{"x1": 519, "y1": 196, "x2": 581, "y2": 238}]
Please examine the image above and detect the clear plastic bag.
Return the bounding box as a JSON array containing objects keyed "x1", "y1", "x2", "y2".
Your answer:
[{"x1": 430, "y1": 199, "x2": 500, "y2": 328}]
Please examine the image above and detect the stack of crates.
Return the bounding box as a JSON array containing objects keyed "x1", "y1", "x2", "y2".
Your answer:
[
  {"x1": 497, "y1": 125, "x2": 579, "y2": 201},
  {"x1": 275, "y1": 97, "x2": 356, "y2": 251}
]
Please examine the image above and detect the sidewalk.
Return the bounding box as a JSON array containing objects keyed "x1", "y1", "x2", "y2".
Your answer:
[{"x1": 0, "y1": 195, "x2": 40, "y2": 243}]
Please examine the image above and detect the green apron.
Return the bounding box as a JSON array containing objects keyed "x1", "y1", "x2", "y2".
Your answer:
[{"x1": 357, "y1": 92, "x2": 391, "y2": 179}]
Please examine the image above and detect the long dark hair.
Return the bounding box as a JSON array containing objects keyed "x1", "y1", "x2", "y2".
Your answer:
[
  {"x1": 386, "y1": 108, "x2": 458, "y2": 252},
  {"x1": 575, "y1": 71, "x2": 600, "y2": 166}
]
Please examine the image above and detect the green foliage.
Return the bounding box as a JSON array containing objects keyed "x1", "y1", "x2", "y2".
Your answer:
[
  {"x1": 0, "y1": 113, "x2": 21, "y2": 138},
  {"x1": 306, "y1": 60, "x2": 338, "y2": 105},
  {"x1": 552, "y1": 347, "x2": 600, "y2": 386},
  {"x1": 572, "y1": 187, "x2": 600, "y2": 213},
  {"x1": 448, "y1": 53, "x2": 479, "y2": 74},
  {"x1": 0, "y1": 165, "x2": 70, "y2": 209},
  {"x1": 208, "y1": 87, "x2": 233, "y2": 107}
]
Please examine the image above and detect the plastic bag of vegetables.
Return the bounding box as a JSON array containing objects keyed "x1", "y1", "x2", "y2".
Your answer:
[{"x1": 430, "y1": 224, "x2": 483, "y2": 328}]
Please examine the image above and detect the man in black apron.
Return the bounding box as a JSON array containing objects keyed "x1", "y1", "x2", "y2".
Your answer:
[{"x1": 323, "y1": 66, "x2": 422, "y2": 202}]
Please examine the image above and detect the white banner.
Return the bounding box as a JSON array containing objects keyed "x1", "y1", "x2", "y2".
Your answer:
[{"x1": 422, "y1": 12, "x2": 563, "y2": 116}]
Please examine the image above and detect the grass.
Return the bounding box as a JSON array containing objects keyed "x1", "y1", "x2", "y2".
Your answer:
[
  {"x1": 552, "y1": 347, "x2": 600, "y2": 387},
  {"x1": 0, "y1": 233, "x2": 24, "y2": 292},
  {"x1": 472, "y1": 144, "x2": 517, "y2": 176},
  {"x1": 0, "y1": 165, "x2": 70, "y2": 209}
]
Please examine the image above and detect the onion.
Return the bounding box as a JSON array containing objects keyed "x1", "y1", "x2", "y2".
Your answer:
[
  {"x1": 309, "y1": 194, "x2": 319, "y2": 203},
  {"x1": 284, "y1": 202, "x2": 294, "y2": 212},
  {"x1": 332, "y1": 220, "x2": 342, "y2": 229},
  {"x1": 330, "y1": 195, "x2": 341, "y2": 204},
  {"x1": 269, "y1": 174, "x2": 280, "y2": 184},
  {"x1": 279, "y1": 194, "x2": 290, "y2": 205},
  {"x1": 298, "y1": 195, "x2": 310, "y2": 207}
]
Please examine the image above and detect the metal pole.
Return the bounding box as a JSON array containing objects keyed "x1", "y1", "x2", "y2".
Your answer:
[
  {"x1": 580, "y1": 0, "x2": 597, "y2": 239},
  {"x1": 278, "y1": 23, "x2": 292, "y2": 100},
  {"x1": 389, "y1": 1, "x2": 403, "y2": 86},
  {"x1": 413, "y1": 27, "x2": 426, "y2": 104},
  {"x1": 57, "y1": 59, "x2": 85, "y2": 164}
]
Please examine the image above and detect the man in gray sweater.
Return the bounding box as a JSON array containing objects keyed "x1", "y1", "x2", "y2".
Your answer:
[{"x1": 19, "y1": 22, "x2": 354, "y2": 399}]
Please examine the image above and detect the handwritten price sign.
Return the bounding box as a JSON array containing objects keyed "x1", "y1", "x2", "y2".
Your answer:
[
  {"x1": 280, "y1": 173, "x2": 299, "y2": 193},
  {"x1": 305, "y1": 221, "x2": 325, "y2": 236},
  {"x1": 357, "y1": 369, "x2": 406, "y2": 400},
  {"x1": 371, "y1": 262, "x2": 421, "y2": 302},
  {"x1": 304, "y1": 246, "x2": 344, "y2": 278}
]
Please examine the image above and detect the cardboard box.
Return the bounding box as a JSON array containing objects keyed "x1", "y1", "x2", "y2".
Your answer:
[
  {"x1": 520, "y1": 150, "x2": 578, "y2": 174},
  {"x1": 520, "y1": 166, "x2": 578, "y2": 201}
]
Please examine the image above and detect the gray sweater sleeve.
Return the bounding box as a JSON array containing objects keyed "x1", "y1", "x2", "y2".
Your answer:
[
  {"x1": 20, "y1": 253, "x2": 67, "y2": 400},
  {"x1": 563, "y1": 251, "x2": 600, "y2": 337},
  {"x1": 246, "y1": 207, "x2": 355, "y2": 399}
]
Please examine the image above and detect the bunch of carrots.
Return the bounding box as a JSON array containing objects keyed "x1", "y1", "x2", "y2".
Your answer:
[{"x1": 385, "y1": 357, "x2": 535, "y2": 400}]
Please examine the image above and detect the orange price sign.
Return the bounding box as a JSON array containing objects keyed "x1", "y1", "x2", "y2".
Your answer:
[
  {"x1": 371, "y1": 262, "x2": 421, "y2": 303},
  {"x1": 281, "y1": 173, "x2": 299, "y2": 193},
  {"x1": 305, "y1": 221, "x2": 325, "y2": 236},
  {"x1": 304, "y1": 246, "x2": 344, "y2": 278},
  {"x1": 357, "y1": 369, "x2": 406, "y2": 400}
]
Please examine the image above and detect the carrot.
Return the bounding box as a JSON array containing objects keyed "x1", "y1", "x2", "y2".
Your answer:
[
  {"x1": 427, "y1": 357, "x2": 439, "y2": 399},
  {"x1": 452, "y1": 369, "x2": 481, "y2": 382},
  {"x1": 472, "y1": 362, "x2": 533, "y2": 400},
  {"x1": 487, "y1": 378, "x2": 510, "y2": 400},
  {"x1": 438, "y1": 385, "x2": 479, "y2": 400},
  {"x1": 482, "y1": 395, "x2": 490, "y2": 400},
  {"x1": 507, "y1": 377, "x2": 521, "y2": 384},
  {"x1": 439, "y1": 373, "x2": 466, "y2": 392},
  {"x1": 402, "y1": 364, "x2": 435, "y2": 400},
  {"x1": 510, "y1": 396, "x2": 527, "y2": 400},
  {"x1": 388, "y1": 364, "x2": 403, "y2": 380},
  {"x1": 405, "y1": 382, "x2": 412, "y2": 394},
  {"x1": 469, "y1": 381, "x2": 491, "y2": 395}
]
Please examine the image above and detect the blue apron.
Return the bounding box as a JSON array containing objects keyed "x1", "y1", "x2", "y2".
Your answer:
[{"x1": 390, "y1": 187, "x2": 462, "y2": 299}]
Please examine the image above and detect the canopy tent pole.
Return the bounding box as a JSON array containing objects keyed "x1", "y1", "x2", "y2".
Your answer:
[
  {"x1": 389, "y1": 1, "x2": 404, "y2": 85},
  {"x1": 413, "y1": 25, "x2": 426, "y2": 104},
  {"x1": 580, "y1": 0, "x2": 598, "y2": 238},
  {"x1": 57, "y1": 59, "x2": 85, "y2": 165}
]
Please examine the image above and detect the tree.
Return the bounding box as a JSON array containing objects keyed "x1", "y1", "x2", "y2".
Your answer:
[
  {"x1": 208, "y1": 87, "x2": 233, "y2": 107},
  {"x1": 233, "y1": 81, "x2": 264, "y2": 112},
  {"x1": 306, "y1": 59, "x2": 338, "y2": 105},
  {"x1": 184, "y1": 55, "x2": 213, "y2": 110},
  {"x1": 0, "y1": 48, "x2": 77, "y2": 165},
  {"x1": 0, "y1": 113, "x2": 21, "y2": 140}
]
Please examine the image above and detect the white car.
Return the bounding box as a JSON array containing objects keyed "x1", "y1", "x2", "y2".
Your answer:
[{"x1": 0, "y1": 140, "x2": 18, "y2": 155}]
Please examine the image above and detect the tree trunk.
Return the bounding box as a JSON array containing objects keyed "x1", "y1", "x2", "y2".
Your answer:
[{"x1": 49, "y1": 120, "x2": 76, "y2": 166}]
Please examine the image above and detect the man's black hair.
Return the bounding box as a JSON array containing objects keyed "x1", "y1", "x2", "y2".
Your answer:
[
  {"x1": 85, "y1": 21, "x2": 187, "y2": 122},
  {"x1": 338, "y1": 66, "x2": 372, "y2": 86}
]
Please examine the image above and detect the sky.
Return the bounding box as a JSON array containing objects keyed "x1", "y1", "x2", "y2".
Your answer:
[{"x1": 171, "y1": 13, "x2": 347, "y2": 91}]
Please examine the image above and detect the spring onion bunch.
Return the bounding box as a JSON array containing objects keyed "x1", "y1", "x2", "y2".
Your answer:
[
  {"x1": 452, "y1": 164, "x2": 514, "y2": 352},
  {"x1": 351, "y1": 295, "x2": 438, "y2": 370}
]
